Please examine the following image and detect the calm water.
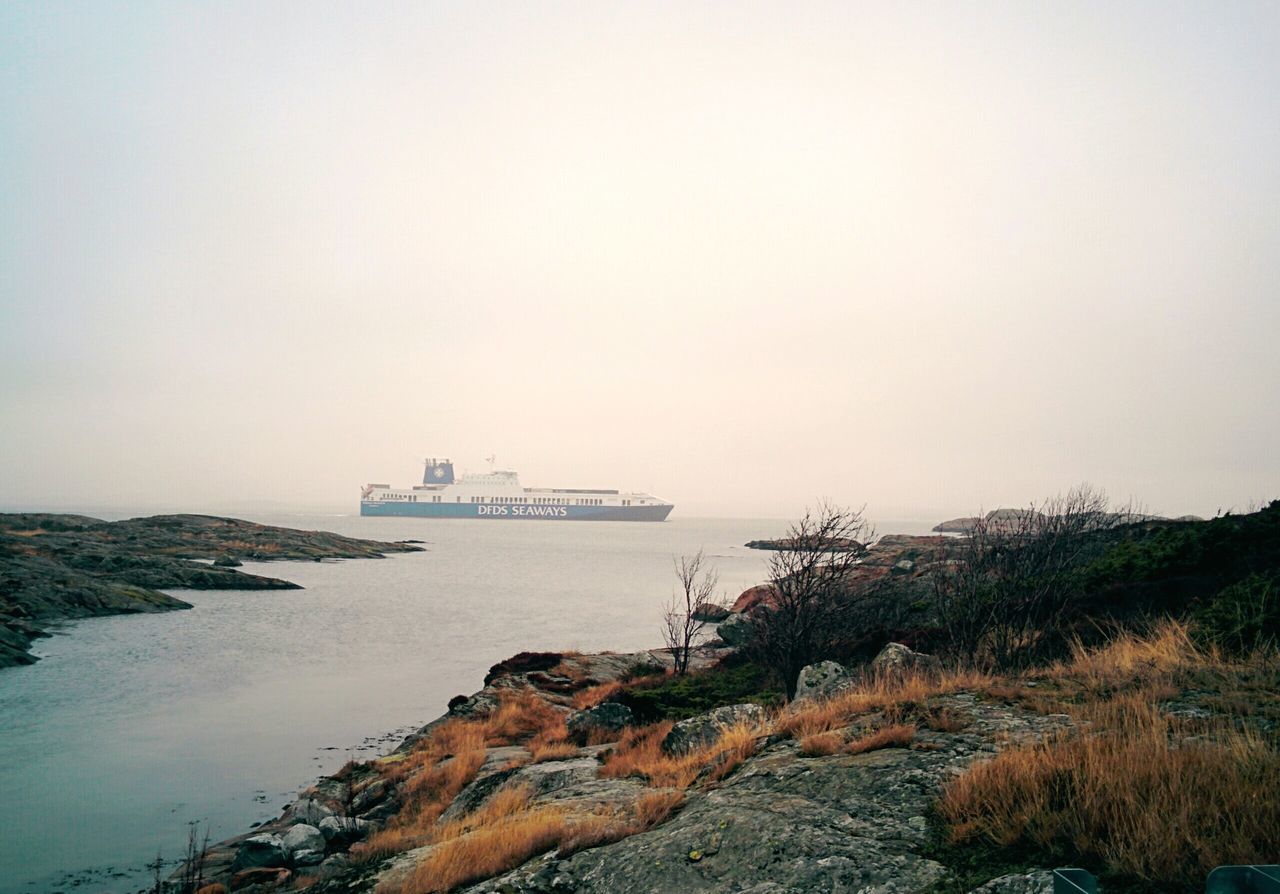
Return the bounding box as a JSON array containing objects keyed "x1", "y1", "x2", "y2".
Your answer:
[{"x1": 0, "y1": 512, "x2": 934, "y2": 893}]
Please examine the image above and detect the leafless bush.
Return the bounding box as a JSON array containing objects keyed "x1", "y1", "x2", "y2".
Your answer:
[
  {"x1": 933, "y1": 484, "x2": 1135, "y2": 668},
  {"x1": 661, "y1": 550, "x2": 724, "y2": 675},
  {"x1": 748, "y1": 502, "x2": 875, "y2": 699}
]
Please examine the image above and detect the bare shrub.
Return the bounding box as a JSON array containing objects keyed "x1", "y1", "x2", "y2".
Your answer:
[
  {"x1": 933, "y1": 485, "x2": 1135, "y2": 668},
  {"x1": 748, "y1": 503, "x2": 875, "y2": 699},
  {"x1": 662, "y1": 550, "x2": 725, "y2": 675}
]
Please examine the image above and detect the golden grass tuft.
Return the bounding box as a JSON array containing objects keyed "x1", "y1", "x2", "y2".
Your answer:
[
  {"x1": 527, "y1": 715, "x2": 569, "y2": 750},
  {"x1": 597, "y1": 722, "x2": 672, "y2": 781},
  {"x1": 357, "y1": 693, "x2": 586, "y2": 867},
  {"x1": 938, "y1": 696, "x2": 1280, "y2": 888},
  {"x1": 776, "y1": 666, "x2": 991, "y2": 740},
  {"x1": 429, "y1": 783, "x2": 535, "y2": 842},
  {"x1": 1039, "y1": 619, "x2": 1209, "y2": 694},
  {"x1": 478, "y1": 692, "x2": 566, "y2": 746},
  {"x1": 599, "y1": 719, "x2": 763, "y2": 789},
  {"x1": 798, "y1": 730, "x2": 845, "y2": 756},
  {"x1": 571, "y1": 680, "x2": 623, "y2": 709},
  {"x1": 845, "y1": 723, "x2": 916, "y2": 754},
  {"x1": 403, "y1": 804, "x2": 570, "y2": 893},
  {"x1": 557, "y1": 790, "x2": 685, "y2": 857},
  {"x1": 634, "y1": 788, "x2": 685, "y2": 826},
  {"x1": 921, "y1": 707, "x2": 971, "y2": 733},
  {"x1": 529, "y1": 740, "x2": 580, "y2": 763},
  {"x1": 355, "y1": 719, "x2": 491, "y2": 862},
  {"x1": 397, "y1": 785, "x2": 685, "y2": 892}
]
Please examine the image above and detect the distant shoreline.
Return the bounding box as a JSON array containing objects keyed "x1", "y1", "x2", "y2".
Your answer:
[{"x1": 0, "y1": 513, "x2": 422, "y2": 669}]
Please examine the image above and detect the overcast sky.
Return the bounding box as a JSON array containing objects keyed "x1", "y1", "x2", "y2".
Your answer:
[{"x1": 2, "y1": 1, "x2": 1277, "y2": 520}]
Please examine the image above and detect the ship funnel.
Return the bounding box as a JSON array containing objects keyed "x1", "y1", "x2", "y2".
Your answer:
[{"x1": 423, "y1": 458, "x2": 455, "y2": 485}]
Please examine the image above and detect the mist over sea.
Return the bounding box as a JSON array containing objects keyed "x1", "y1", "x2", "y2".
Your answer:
[{"x1": 0, "y1": 510, "x2": 940, "y2": 893}]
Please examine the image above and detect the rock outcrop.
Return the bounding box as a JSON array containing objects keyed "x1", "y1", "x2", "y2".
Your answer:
[
  {"x1": 661, "y1": 704, "x2": 766, "y2": 755},
  {"x1": 230, "y1": 833, "x2": 286, "y2": 873},
  {"x1": 871, "y1": 642, "x2": 942, "y2": 676},
  {"x1": 281, "y1": 823, "x2": 326, "y2": 860},
  {"x1": 465, "y1": 692, "x2": 1069, "y2": 894},
  {"x1": 793, "y1": 660, "x2": 852, "y2": 703},
  {"x1": 714, "y1": 612, "x2": 755, "y2": 647},
  {"x1": 566, "y1": 703, "x2": 635, "y2": 741},
  {"x1": 730, "y1": 585, "x2": 779, "y2": 614},
  {"x1": 969, "y1": 872, "x2": 1055, "y2": 893}
]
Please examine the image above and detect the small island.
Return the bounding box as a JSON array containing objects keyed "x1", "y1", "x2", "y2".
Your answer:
[
  {"x1": 0, "y1": 513, "x2": 423, "y2": 668},
  {"x1": 744, "y1": 537, "x2": 865, "y2": 552}
]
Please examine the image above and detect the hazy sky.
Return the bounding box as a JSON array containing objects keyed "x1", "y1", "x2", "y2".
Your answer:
[{"x1": 2, "y1": 2, "x2": 1278, "y2": 520}]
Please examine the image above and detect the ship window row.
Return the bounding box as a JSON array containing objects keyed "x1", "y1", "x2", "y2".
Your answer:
[{"x1": 460, "y1": 496, "x2": 607, "y2": 506}]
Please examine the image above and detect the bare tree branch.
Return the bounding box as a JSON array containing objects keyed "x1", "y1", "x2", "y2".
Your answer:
[
  {"x1": 747, "y1": 502, "x2": 875, "y2": 699},
  {"x1": 661, "y1": 549, "x2": 724, "y2": 674},
  {"x1": 933, "y1": 484, "x2": 1135, "y2": 668}
]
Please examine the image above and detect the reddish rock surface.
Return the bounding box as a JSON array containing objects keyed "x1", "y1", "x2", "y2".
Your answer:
[
  {"x1": 230, "y1": 868, "x2": 289, "y2": 890},
  {"x1": 731, "y1": 584, "x2": 780, "y2": 613}
]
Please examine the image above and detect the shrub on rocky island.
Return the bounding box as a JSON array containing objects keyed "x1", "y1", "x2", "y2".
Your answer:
[{"x1": 613, "y1": 656, "x2": 781, "y2": 722}]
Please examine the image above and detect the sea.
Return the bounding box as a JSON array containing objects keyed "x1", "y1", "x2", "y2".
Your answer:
[{"x1": 0, "y1": 510, "x2": 938, "y2": 894}]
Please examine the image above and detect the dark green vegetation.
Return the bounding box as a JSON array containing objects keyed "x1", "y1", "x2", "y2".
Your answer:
[
  {"x1": 1078, "y1": 504, "x2": 1280, "y2": 653},
  {"x1": 611, "y1": 501, "x2": 1280, "y2": 726},
  {"x1": 615, "y1": 656, "x2": 783, "y2": 722},
  {"x1": 0, "y1": 513, "x2": 423, "y2": 668},
  {"x1": 925, "y1": 497, "x2": 1280, "y2": 669}
]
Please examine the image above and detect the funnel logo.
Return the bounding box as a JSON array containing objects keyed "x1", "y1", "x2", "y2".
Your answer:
[{"x1": 432, "y1": 467, "x2": 445, "y2": 479}]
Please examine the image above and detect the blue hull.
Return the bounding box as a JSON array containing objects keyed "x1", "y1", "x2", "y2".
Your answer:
[{"x1": 359, "y1": 502, "x2": 673, "y2": 521}]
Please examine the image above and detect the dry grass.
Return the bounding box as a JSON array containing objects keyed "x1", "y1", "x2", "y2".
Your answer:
[
  {"x1": 939, "y1": 624, "x2": 1280, "y2": 888},
  {"x1": 776, "y1": 666, "x2": 991, "y2": 740},
  {"x1": 357, "y1": 743, "x2": 487, "y2": 862},
  {"x1": 633, "y1": 788, "x2": 684, "y2": 825},
  {"x1": 429, "y1": 784, "x2": 536, "y2": 842},
  {"x1": 405, "y1": 749, "x2": 486, "y2": 804},
  {"x1": 571, "y1": 680, "x2": 623, "y2": 709},
  {"x1": 356, "y1": 698, "x2": 557, "y2": 864},
  {"x1": 1040, "y1": 620, "x2": 1209, "y2": 692},
  {"x1": 395, "y1": 784, "x2": 685, "y2": 892},
  {"x1": 598, "y1": 722, "x2": 672, "y2": 780},
  {"x1": 599, "y1": 719, "x2": 764, "y2": 788},
  {"x1": 360, "y1": 686, "x2": 673, "y2": 877},
  {"x1": 477, "y1": 692, "x2": 566, "y2": 746},
  {"x1": 978, "y1": 620, "x2": 1280, "y2": 730},
  {"x1": 557, "y1": 790, "x2": 685, "y2": 857},
  {"x1": 939, "y1": 696, "x2": 1280, "y2": 888},
  {"x1": 920, "y1": 707, "x2": 971, "y2": 733},
  {"x1": 402, "y1": 803, "x2": 570, "y2": 893},
  {"x1": 529, "y1": 740, "x2": 580, "y2": 763},
  {"x1": 845, "y1": 723, "x2": 916, "y2": 754},
  {"x1": 798, "y1": 730, "x2": 845, "y2": 756}
]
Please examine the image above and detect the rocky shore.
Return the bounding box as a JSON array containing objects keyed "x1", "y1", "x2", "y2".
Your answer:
[
  {"x1": 186, "y1": 637, "x2": 1070, "y2": 894},
  {"x1": 0, "y1": 513, "x2": 423, "y2": 668},
  {"x1": 176, "y1": 506, "x2": 1278, "y2": 894}
]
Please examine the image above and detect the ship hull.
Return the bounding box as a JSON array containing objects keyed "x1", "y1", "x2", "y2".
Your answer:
[{"x1": 360, "y1": 501, "x2": 673, "y2": 521}]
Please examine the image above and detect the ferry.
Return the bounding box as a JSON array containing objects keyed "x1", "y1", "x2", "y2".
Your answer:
[{"x1": 360, "y1": 458, "x2": 674, "y2": 521}]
